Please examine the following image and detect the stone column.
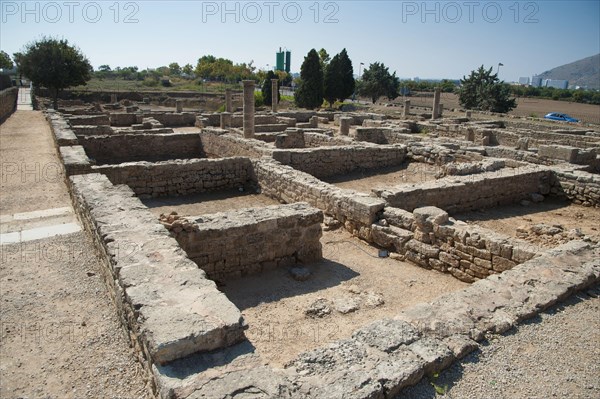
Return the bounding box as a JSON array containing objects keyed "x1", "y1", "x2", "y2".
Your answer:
[
  {"x1": 220, "y1": 112, "x2": 231, "y2": 129},
  {"x1": 438, "y1": 103, "x2": 443, "y2": 118},
  {"x1": 110, "y1": 93, "x2": 117, "y2": 104},
  {"x1": 225, "y1": 89, "x2": 233, "y2": 113},
  {"x1": 465, "y1": 110, "x2": 472, "y2": 118},
  {"x1": 176, "y1": 100, "x2": 183, "y2": 113},
  {"x1": 432, "y1": 87, "x2": 441, "y2": 119},
  {"x1": 271, "y1": 79, "x2": 279, "y2": 113},
  {"x1": 310, "y1": 115, "x2": 319, "y2": 128},
  {"x1": 339, "y1": 117, "x2": 352, "y2": 136},
  {"x1": 242, "y1": 80, "x2": 255, "y2": 138},
  {"x1": 403, "y1": 100, "x2": 410, "y2": 117}
]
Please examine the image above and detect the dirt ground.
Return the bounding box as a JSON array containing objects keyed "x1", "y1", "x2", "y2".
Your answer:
[
  {"x1": 222, "y1": 227, "x2": 468, "y2": 368},
  {"x1": 324, "y1": 163, "x2": 442, "y2": 194},
  {"x1": 454, "y1": 197, "x2": 600, "y2": 248},
  {"x1": 142, "y1": 189, "x2": 280, "y2": 217},
  {"x1": 1, "y1": 111, "x2": 152, "y2": 399},
  {"x1": 0, "y1": 111, "x2": 71, "y2": 215}
]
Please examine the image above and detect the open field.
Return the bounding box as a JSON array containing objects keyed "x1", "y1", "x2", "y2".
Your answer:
[{"x1": 400, "y1": 92, "x2": 600, "y2": 125}]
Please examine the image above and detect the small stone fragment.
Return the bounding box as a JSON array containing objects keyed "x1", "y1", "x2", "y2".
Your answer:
[
  {"x1": 290, "y1": 267, "x2": 311, "y2": 281},
  {"x1": 305, "y1": 298, "x2": 332, "y2": 318}
]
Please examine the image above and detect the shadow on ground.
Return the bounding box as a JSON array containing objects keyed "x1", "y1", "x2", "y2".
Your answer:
[{"x1": 221, "y1": 258, "x2": 360, "y2": 310}]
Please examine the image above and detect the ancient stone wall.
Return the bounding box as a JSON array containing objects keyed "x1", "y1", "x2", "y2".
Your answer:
[
  {"x1": 143, "y1": 112, "x2": 196, "y2": 127},
  {"x1": 550, "y1": 167, "x2": 600, "y2": 207},
  {"x1": 253, "y1": 158, "x2": 385, "y2": 229},
  {"x1": 80, "y1": 132, "x2": 204, "y2": 164},
  {"x1": 271, "y1": 144, "x2": 407, "y2": 179},
  {"x1": 484, "y1": 146, "x2": 555, "y2": 165},
  {"x1": 167, "y1": 203, "x2": 323, "y2": 280},
  {"x1": 72, "y1": 125, "x2": 114, "y2": 136},
  {"x1": 68, "y1": 114, "x2": 111, "y2": 126},
  {"x1": 303, "y1": 132, "x2": 354, "y2": 147},
  {"x1": 68, "y1": 173, "x2": 246, "y2": 367},
  {"x1": 456, "y1": 125, "x2": 600, "y2": 149},
  {"x1": 538, "y1": 144, "x2": 597, "y2": 164},
  {"x1": 93, "y1": 157, "x2": 254, "y2": 198},
  {"x1": 371, "y1": 206, "x2": 538, "y2": 283},
  {"x1": 200, "y1": 130, "x2": 273, "y2": 158},
  {"x1": 0, "y1": 87, "x2": 18, "y2": 123},
  {"x1": 374, "y1": 166, "x2": 551, "y2": 213},
  {"x1": 46, "y1": 110, "x2": 79, "y2": 145},
  {"x1": 405, "y1": 142, "x2": 475, "y2": 165},
  {"x1": 110, "y1": 112, "x2": 141, "y2": 126}
]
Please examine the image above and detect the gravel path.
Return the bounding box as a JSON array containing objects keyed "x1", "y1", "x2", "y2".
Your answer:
[
  {"x1": 1, "y1": 110, "x2": 152, "y2": 398},
  {"x1": 400, "y1": 284, "x2": 600, "y2": 399}
]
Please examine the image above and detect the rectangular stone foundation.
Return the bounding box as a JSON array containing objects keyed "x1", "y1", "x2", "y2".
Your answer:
[
  {"x1": 374, "y1": 165, "x2": 551, "y2": 213},
  {"x1": 168, "y1": 203, "x2": 324, "y2": 280},
  {"x1": 68, "y1": 173, "x2": 246, "y2": 366}
]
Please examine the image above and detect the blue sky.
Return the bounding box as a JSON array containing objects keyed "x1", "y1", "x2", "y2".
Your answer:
[{"x1": 1, "y1": 0, "x2": 599, "y2": 82}]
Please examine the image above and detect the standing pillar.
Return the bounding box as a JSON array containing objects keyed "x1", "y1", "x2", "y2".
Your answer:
[
  {"x1": 432, "y1": 87, "x2": 441, "y2": 119},
  {"x1": 403, "y1": 100, "x2": 410, "y2": 117},
  {"x1": 220, "y1": 112, "x2": 231, "y2": 129},
  {"x1": 339, "y1": 117, "x2": 352, "y2": 136},
  {"x1": 176, "y1": 100, "x2": 183, "y2": 113},
  {"x1": 225, "y1": 89, "x2": 233, "y2": 113},
  {"x1": 110, "y1": 93, "x2": 117, "y2": 104},
  {"x1": 271, "y1": 79, "x2": 279, "y2": 113},
  {"x1": 438, "y1": 103, "x2": 443, "y2": 118},
  {"x1": 242, "y1": 80, "x2": 255, "y2": 138}
]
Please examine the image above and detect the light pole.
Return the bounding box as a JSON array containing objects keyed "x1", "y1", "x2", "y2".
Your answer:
[{"x1": 497, "y1": 62, "x2": 504, "y2": 76}]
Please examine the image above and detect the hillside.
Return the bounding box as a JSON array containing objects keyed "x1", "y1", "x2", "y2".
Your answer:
[{"x1": 538, "y1": 54, "x2": 600, "y2": 89}]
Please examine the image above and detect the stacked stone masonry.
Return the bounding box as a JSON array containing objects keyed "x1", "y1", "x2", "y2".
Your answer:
[
  {"x1": 371, "y1": 206, "x2": 538, "y2": 283},
  {"x1": 93, "y1": 157, "x2": 254, "y2": 198},
  {"x1": 253, "y1": 158, "x2": 385, "y2": 228},
  {"x1": 68, "y1": 173, "x2": 246, "y2": 367},
  {"x1": 80, "y1": 132, "x2": 204, "y2": 164},
  {"x1": 550, "y1": 166, "x2": 600, "y2": 207},
  {"x1": 374, "y1": 165, "x2": 552, "y2": 213},
  {"x1": 167, "y1": 203, "x2": 323, "y2": 280},
  {"x1": 272, "y1": 144, "x2": 407, "y2": 179}
]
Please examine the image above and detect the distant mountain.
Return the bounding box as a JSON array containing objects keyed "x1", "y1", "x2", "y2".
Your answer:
[{"x1": 537, "y1": 54, "x2": 600, "y2": 89}]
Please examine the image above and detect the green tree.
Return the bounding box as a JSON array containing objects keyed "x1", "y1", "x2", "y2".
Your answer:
[
  {"x1": 358, "y1": 62, "x2": 400, "y2": 103},
  {"x1": 18, "y1": 37, "x2": 92, "y2": 109},
  {"x1": 182, "y1": 63, "x2": 194, "y2": 76},
  {"x1": 261, "y1": 70, "x2": 280, "y2": 106},
  {"x1": 294, "y1": 49, "x2": 324, "y2": 109},
  {"x1": 337, "y1": 49, "x2": 355, "y2": 102},
  {"x1": 324, "y1": 49, "x2": 355, "y2": 107},
  {"x1": 318, "y1": 48, "x2": 330, "y2": 69},
  {"x1": 458, "y1": 65, "x2": 516, "y2": 113},
  {"x1": 439, "y1": 79, "x2": 456, "y2": 93},
  {"x1": 324, "y1": 54, "x2": 341, "y2": 107},
  {"x1": 169, "y1": 62, "x2": 181, "y2": 75},
  {"x1": 0, "y1": 50, "x2": 13, "y2": 69}
]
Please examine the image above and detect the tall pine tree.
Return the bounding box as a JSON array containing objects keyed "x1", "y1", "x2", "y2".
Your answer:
[
  {"x1": 323, "y1": 54, "x2": 341, "y2": 107},
  {"x1": 323, "y1": 49, "x2": 355, "y2": 107},
  {"x1": 337, "y1": 49, "x2": 355, "y2": 103},
  {"x1": 458, "y1": 65, "x2": 516, "y2": 113},
  {"x1": 294, "y1": 49, "x2": 323, "y2": 109}
]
